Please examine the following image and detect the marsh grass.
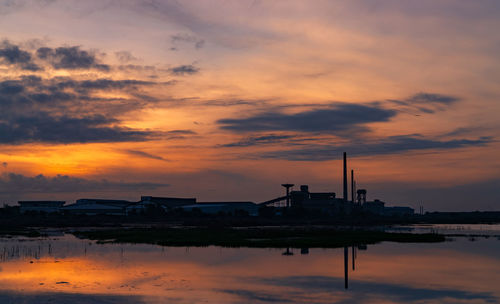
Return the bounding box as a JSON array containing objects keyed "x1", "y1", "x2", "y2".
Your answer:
[{"x1": 74, "y1": 227, "x2": 446, "y2": 248}]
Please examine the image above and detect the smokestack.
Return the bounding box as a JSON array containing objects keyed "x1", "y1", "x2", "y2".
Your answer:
[
  {"x1": 343, "y1": 152, "x2": 348, "y2": 202},
  {"x1": 351, "y1": 169, "x2": 354, "y2": 204},
  {"x1": 354, "y1": 181, "x2": 357, "y2": 204}
]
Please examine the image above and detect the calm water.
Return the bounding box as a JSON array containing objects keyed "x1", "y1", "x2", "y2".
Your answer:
[{"x1": 1, "y1": 225, "x2": 499, "y2": 304}]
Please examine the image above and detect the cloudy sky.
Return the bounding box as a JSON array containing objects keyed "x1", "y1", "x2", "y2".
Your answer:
[{"x1": 0, "y1": 0, "x2": 499, "y2": 211}]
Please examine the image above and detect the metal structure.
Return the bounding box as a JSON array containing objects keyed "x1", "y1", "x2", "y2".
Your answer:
[
  {"x1": 281, "y1": 184, "x2": 294, "y2": 208},
  {"x1": 354, "y1": 181, "x2": 357, "y2": 204},
  {"x1": 259, "y1": 196, "x2": 287, "y2": 206},
  {"x1": 356, "y1": 189, "x2": 367, "y2": 205}
]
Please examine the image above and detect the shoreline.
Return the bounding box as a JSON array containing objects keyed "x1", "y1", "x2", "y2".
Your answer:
[
  {"x1": 1, "y1": 226, "x2": 446, "y2": 248},
  {"x1": 2, "y1": 223, "x2": 499, "y2": 248}
]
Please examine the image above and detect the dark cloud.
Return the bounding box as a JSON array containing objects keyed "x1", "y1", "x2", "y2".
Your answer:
[
  {"x1": 55, "y1": 78, "x2": 157, "y2": 93},
  {"x1": 217, "y1": 103, "x2": 396, "y2": 135},
  {"x1": 408, "y1": 92, "x2": 459, "y2": 105},
  {"x1": 0, "y1": 114, "x2": 158, "y2": 144},
  {"x1": 165, "y1": 129, "x2": 196, "y2": 135},
  {"x1": 164, "y1": 129, "x2": 197, "y2": 140},
  {"x1": 442, "y1": 126, "x2": 489, "y2": 137},
  {"x1": 114, "y1": 50, "x2": 137, "y2": 63},
  {"x1": 0, "y1": 80, "x2": 25, "y2": 94},
  {"x1": 257, "y1": 135, "x2": 492, "y2": 161},
  {"x1": 201, "y1": 98, "x2": 271, "y2": 107},
  {"x1": 387, "y1": 92, "x2": 459, "y2": 114},
  {"x1": 170, "y1": 33, "x2": 205, "y2": 49},
  {"x1": 0, "y1": 40, "x2": 41, "y2": 71},
  {"x1": 0, "y1": 172, "x2": 168, "y2": 194},
  {"x1": 0, "y1": 41, "x2": 31, "y2": 63},
  {"x1": 215, "y1": 93, "x2": 477, "y2": 155},
  {"x1": 0, "y1": 75, "x2": 163, "y2": 120},
  {"x1": 221, "y1": 134, "x2": 294, "y2": 147},
  {"x1": 36, "y1": 46, "x2": 110, "y2": 71},
  {"x1": 169, "y1": 64, "x2": 200, "y2": 75},
  {"x1": 0, "y1": 41, "x2": 115, "y2": 72},
  {"x1": 0, "y1": 75, "x2": 165, "y2": 144},
  {"x1": 0, "y1": 40, "x2": 180, "y2": 145},
  {"x1": 1, "y1": 162, "x2": 6, "y2": 168},
  {"x1": 117, "y1": 64, "x2": 157, "y2": 73},
  {"x1": 123, "y1": 150, "x2": 168, "y2": 161}
]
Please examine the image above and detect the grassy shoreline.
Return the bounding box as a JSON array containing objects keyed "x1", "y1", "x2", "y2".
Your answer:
[
  {"x1": 0, "y1": 227, "x2": 43, "y2": 237},
  {"x1": 72, "y1": 227, "x2": 446, "y2": 248}
]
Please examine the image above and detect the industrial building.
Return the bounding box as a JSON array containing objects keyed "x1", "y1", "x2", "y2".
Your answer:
[
  {"x1": 290, "y1": 186, "x2": 339, "y2": 213},
  {"x1": 61, "y1": 196, "x2": 197, "y2": 216},
  {"x1": 357, "y1": 190, "x2": 414, "y2": 216},
  {"x1": 61, "y1": 199, "x2": 131, "y2": 216},
  {"x1": 15, "y1": 152, "x2": 414, "y2": 219},
  {"x1": 180, "y1": 202, "x2": 258, "y2": 216},
  {"x1": 259, "y1": 152, "x2": 414, "y2": 217},
  {"x1": 384, "y1": 206, "x2": 415, "y2": 217},
  {"x1": 18, "y1": 201, "x2": 65, "y2": 214},
  {"x1": 126, "y1": 196, "x2": 196, "y2": 214},
  {"x1": 362, "y1": 199, "x2": 386, "y2": 215}
]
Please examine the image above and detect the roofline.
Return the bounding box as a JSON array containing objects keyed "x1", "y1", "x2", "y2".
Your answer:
[{"x1": 196, "y1": 201, "x2": 255, "y2": 204}]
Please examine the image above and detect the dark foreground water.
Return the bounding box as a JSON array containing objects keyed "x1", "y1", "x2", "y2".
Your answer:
[{"x1": 1, "y1": 225, "x2": 499, "y2": 304}]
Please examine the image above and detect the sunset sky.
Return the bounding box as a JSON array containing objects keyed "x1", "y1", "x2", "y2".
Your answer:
[{"x1": 0, "y1": 0, "x2": 499, "y2": 211}]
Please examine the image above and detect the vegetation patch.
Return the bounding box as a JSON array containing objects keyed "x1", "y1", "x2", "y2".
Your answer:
[
  {"x1": 73, "y1": 227, "x2": 446, "y2": 248},
  {"x1": 0, "y1": 227, "x2": 43, "y2": 237}
]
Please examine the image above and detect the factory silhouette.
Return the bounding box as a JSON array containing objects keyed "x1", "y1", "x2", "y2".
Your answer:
[
  {"x1": 14, "y1": 152, "x2": 415, "y2": 219},
  {"x1": 259, "y1": 152, "x2": 413, "y2": 217}
]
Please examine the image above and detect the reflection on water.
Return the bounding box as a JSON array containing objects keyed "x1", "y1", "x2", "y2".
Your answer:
[
  {"x1": 389, "y1": 224, "x2": 500, "y2": 236},
  {"x1": 0, "y1": 225, "x2": 499, "y2": 304}
]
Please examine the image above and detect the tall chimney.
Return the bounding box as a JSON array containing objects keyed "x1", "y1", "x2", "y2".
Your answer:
[
  {"x1": 343, "y1": 152, "x2": 348, "y2": 202},
  {"x1": 351, "y1": 169, "x2": 354, "y2": 204},
  {"x1": 354, "y1": 181, "x2": 357, "y2": 204}
]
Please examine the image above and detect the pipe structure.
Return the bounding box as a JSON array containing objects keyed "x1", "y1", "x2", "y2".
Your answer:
[
  {"x1": 343, "y1": 152, "x2": 348, "y2": 202},
  {"x1": 281, "y1": 184, "x2": 294, "y2": 208}
]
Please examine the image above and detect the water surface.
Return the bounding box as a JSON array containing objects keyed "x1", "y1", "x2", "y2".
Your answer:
[{"x1": 1, "y1": 225, "x2": 499, "y2": 304}]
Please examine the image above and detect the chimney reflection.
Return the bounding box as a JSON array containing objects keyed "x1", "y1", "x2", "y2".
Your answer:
[
  {"x1": 352, "y1": 246, "x2": 355, "y2": 271},
  {"x1": 344, "y1": 246, "x2": 348, "y2": 289},
  {"x1": 278, "y1": 245, "x2": 366, "y2": 290}
]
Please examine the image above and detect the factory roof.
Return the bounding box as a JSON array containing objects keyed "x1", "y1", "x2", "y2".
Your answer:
[
  {"x1": 62, "y1": 203, "x2": 124, "y2": 210},
  {"x1": 18, "y1": 201, "x2": 65, "y2": 205}
]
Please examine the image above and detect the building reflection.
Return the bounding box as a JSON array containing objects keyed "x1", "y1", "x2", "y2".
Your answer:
[
  {"x1": 2, "y1": 235, "x2": 500, "y2": 304},
  {"x1": 0, "y1": 243, "x2": 364, "y2": 291},
  {"x1": 280, "y1": 244, "x2": 365, "y2": 290},
  {"x1": 1, "y1": 236, "x2": 370, "y2": 292}
]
